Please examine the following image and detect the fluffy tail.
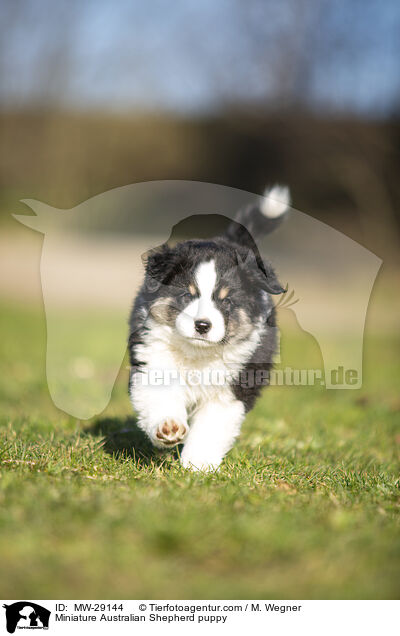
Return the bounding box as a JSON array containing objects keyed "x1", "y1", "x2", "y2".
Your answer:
[{"x1": 225, "y1": 185, "x2": 291, "y2": 246}]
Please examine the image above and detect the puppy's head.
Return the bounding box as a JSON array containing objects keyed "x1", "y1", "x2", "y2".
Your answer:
[{"x1": 143, "y1": 239, "x2": 285, "y2": 347}]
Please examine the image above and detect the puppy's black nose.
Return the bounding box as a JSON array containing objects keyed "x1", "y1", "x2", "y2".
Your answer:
[{"x1": 195, "y1": 319, "x2": 211, "y2": 335}]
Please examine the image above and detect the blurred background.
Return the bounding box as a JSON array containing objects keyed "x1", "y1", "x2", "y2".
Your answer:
[
  {"x1": 0, "y1": 0, "x2": 399, "y2": 256},
  {"x1": 1, "y1": 0, "x2": 399, "y2": 400},
  {"x1": 0, "y1": 0, "x2": 399, "y2": 386}
]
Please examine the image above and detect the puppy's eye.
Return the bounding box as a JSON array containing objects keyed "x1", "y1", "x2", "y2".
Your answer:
[
  {"x1": 180, "y1": 291, "x2": 193, "y2": 301},
  {"x1": 221, "y1": 297, "x2": 232, "y2": 309}
]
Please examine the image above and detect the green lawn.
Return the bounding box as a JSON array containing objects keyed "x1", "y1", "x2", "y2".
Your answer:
[{"x1": 0, "y1": 301, "x2": 399, "y2": 599}]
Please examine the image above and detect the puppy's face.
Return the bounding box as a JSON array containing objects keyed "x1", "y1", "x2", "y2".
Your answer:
[{"x1": 145, "y1": 240, "x2": 283, "y2": 347}]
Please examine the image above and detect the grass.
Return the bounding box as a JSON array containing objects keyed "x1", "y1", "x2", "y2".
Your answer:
[{"x1": 0, "y1": 300, "x2": 399, "y2": 599}]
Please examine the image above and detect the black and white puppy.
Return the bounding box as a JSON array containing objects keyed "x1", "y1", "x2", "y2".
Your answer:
[{"x1": 128, "y1": 186, "x2": 290, "y2": 471}]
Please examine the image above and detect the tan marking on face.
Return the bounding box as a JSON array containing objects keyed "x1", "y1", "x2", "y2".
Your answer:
[
  {"x1": 226, "y1": 307, "x2": 253, "y2": 341},
  {"x1": 219, "y1": 286, "x2": 229, "y2": 299},
  {"x1": 149, "y1": 298, "x2": 175, "y2": 324},
  {"x1": 238, "y1": 308, "x2": 253, "y2": 330},
  {"x1": 188, "y1": 283, "x2": 196, "y2": 296}
]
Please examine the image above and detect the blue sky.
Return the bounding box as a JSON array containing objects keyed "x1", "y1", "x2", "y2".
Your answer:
[{"x1": 1, "y1": 0, "x2": 399, "y2": 116}]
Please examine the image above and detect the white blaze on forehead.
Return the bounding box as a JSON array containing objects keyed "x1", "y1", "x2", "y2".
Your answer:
[
  {"x1": 175, "y1": 259, "x2": 225, "y2": 343},
  {"x1": 195, "y1": 260, "x2": 217, "y2": 302},
  {"x1": 193, "y1": 260, "x2": 225, "y2": 341}
]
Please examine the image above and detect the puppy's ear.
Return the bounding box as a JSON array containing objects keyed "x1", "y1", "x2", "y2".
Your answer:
[
  {"x1": 143, "y1": 244, "x2": 178, "y2": 290},
  {"x1": 239, "y1": 250, "x2": 286, "y2": 295},
  {"x1": 259, "y1": 262, "x2": 287, "y2": 295}
]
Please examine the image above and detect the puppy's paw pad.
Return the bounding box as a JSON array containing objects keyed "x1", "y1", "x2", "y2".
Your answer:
[{"x1": 155, "y1": 419, "x2": 188, "y2": 446}]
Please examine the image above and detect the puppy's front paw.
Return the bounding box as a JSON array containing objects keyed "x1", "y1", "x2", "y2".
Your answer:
[{"x1": 153, "y1": 418, "x2": 188, "y2": 448}]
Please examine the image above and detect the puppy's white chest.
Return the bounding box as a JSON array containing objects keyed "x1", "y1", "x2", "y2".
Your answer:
[
  {"x1": 179, "y1": 356, "x2": 238, "y2": 410},
  {"x1": 137, "y1": 322, "x2": 239, "y2": 408}
]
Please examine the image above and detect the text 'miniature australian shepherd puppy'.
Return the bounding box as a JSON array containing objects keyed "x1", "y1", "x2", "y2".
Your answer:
[{"x1": 128, "y1": 185, "x2": 290, "y2": 471}]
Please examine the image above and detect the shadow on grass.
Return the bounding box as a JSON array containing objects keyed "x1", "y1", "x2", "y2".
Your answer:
[{"x1": 84, "y1": 416, "x2": 180, "y2": 467}]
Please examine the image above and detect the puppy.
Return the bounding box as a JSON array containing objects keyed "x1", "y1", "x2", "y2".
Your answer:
[{"x1": 128, "y1": 185, "x2": 290, "y2": 471}]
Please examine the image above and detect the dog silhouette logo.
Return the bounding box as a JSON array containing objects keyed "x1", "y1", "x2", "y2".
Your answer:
[
  {"x1": 14, "y1": 181, "x2": 381, "y2": 417},
  {"x1": 2, "y1": 602, "x2": 50, "y2": 633}
]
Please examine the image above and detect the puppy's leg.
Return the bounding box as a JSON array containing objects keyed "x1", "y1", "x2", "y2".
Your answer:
[
  {"x1": 181, "y1": 399, "x2": 245, "y2": 471},
  {"x1": 130, "y1": 373, "x2": 188, "y2": 449}
]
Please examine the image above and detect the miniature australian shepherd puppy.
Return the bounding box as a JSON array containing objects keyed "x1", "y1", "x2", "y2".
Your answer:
[{"x1": 128, "y1": 185, "x2": 290, "y2": 471}]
